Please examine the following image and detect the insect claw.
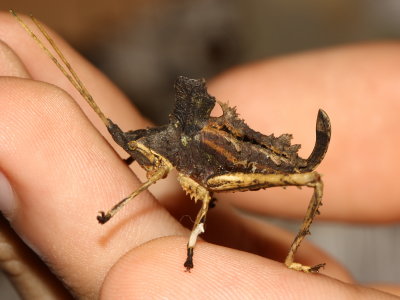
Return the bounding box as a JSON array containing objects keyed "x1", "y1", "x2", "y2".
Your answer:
[
  {"x1": 97, "y1": 211, "x2": 111, "y2": 224},
  {"x1": 184, "y1": 248, "x2": 194, "y2": 272},
  {"x1": 184, "y1": 263, "x2": 193, "y2": 272},
  {"x1": 309, "y1": 263, "x2": 326, "y2": 273},
  {"x1": 184, "y1": 264, "x2": 192, "y2": 272}
]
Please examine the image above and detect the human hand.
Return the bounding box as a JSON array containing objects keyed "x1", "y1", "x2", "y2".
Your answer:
[{"x1": 0, "y1": 12, "x2": 399, "y2": 299}]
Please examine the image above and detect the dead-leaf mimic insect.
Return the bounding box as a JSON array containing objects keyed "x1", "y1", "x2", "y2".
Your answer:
[{"x1": 12, "y1": 10, "x2": 331, "y2": 273}]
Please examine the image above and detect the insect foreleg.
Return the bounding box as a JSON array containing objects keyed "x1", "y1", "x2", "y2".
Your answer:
[
  {"x1": 97, "y1": 164, "x2": 170, "y2": 224},
  {"x1": 207, "y1": 171, "x2": 325, "y2": 272}
]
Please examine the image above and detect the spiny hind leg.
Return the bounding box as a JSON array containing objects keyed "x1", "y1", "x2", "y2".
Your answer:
[
  {"x1": 206, "y1": 171, "x2": 325, "y2": 272},
  {"x1": 284, "y1": 172, "x2": 324, "y2": 273}
]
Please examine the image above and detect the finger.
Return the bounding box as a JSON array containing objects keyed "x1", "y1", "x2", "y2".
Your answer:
[
  {"x1": 209, "y1": 42, "x2": 400, "y2": 223},
  {"x1": 0, "y1": 215, "x2": 70, "y2": 299},
  {"x1": 0, "y1": 39, "x2": 71, "y2": 299},
  {"x1": 0, "y1": 77, "x2": 186, "y2": 298},
  {"x1": 100, "y1": 237, "x2": 396, "y2": 300}
]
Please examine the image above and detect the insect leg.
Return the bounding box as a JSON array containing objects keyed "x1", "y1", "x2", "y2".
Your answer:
[
  {"x1": 207, "y1": 171, "x2": 324, "y2": 272},
  {"x1": 184, "y1": 192, "x2": 211, "y2": 272},
  {"x1": 283, "y1": 174, "x2": 324, "y2": 273},
  {"x1": 97, "y1": 165, "x2": 170, "y2": 224}
]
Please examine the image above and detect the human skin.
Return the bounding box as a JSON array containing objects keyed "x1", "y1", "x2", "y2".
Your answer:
[{"x1": 0, "y1": 12, "x2": 399, "y2": 299}]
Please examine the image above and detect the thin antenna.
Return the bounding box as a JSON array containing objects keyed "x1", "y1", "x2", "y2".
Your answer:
[{"x1": 10, "y1": 10, "x2": 110, "y2": 127}]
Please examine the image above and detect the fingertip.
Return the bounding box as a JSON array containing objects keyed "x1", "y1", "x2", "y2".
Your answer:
[
  {"x1": 100, "y1": 236, "x2": 348, "y2": 299},
  {"x1": 102, "y1": 236, "x2": 393, "y2": 299},
  {"x1": 100, "y1": 236, "x2": 277, "y2": 299}
]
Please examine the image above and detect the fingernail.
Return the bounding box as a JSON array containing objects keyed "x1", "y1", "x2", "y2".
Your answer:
[{"x1": 0, "y1": 172, "x2": 16, "y2": 220}]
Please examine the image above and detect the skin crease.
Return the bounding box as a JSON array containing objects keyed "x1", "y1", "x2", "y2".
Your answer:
[{"x1": 0, "y1": 12, "x2": 399, "y2": 299}]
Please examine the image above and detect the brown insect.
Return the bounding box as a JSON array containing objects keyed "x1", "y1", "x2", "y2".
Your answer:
[{"x1": 12, "y1": 11, "x2": 331, "y2": 273}]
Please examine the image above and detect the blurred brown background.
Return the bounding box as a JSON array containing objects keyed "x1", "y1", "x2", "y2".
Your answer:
[
  {"x1": 4, "y1": 0, "x2": 400, "y2": 122},
  {"x1": 1, "y1": 0, "x2": 400, "y2": 298}
]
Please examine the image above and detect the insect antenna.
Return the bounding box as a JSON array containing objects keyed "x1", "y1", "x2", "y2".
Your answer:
[{"x1": 10, "y1": 10, "x2": 110, "y2": 127}]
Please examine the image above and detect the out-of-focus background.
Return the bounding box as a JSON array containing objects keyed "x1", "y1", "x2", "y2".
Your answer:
[{"x1": 1, "y1": 0, "x2": 400, "y2": 298}]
